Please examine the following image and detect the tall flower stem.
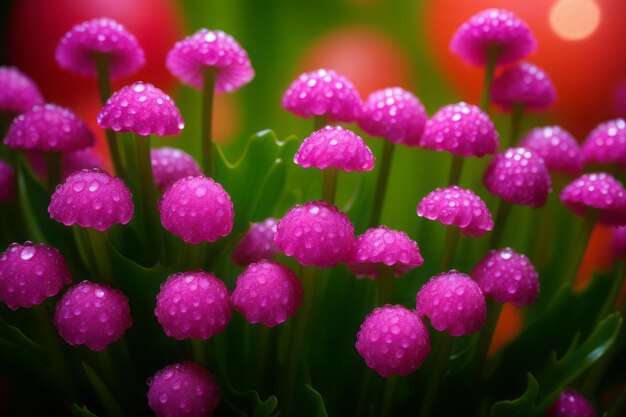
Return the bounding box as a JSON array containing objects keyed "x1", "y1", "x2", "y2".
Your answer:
[
  {"x1": 191, "y1": 339, "x2": 207, "y2": 366},
  {"x1": 289, "y1": 265, "x2": 317, "y2": 379},
  {"x1": 381, "y1": 376, "x2": 398, "y2": 417},
  {"x1": 480, "y1": 48, "x2": 499, "y2": 111},
  {"x1": 507, "y1": 102, "x2": 525, "y2": 148},
  {"x1": 94, "y1": 53, "x2": 124, "y2": 177},
  {"x1": 448, "y1": 155, "x2": 465, "y2": 186},
  {"x1": 565, "y1": 213, "x2": 597, "y2": 287},
  {"x1": 377, "y1": 264, "x2": 394, "y2": 305},
  {"x1": 313, "y1": 115, "x2": 327, "y2": 131},
  {"x1": 83, "y1": 228, "x2": 113, "y2": 283},
  {"x1": 369, "y1": 140, "x2": 396, "y2": 227},
  {"x1": 596, "y1": 261, "x2": 625, "y2": 323},
  {"x1": 201, "y1": 67, "x2": 216, "y2": 177},
  {"x1": 440, "y1": 226, "x2": 460, "y2": 271},
  {"x1": 419, "y1": 331, "x2": 453, "y2": 417},
  {"x1": 46, "y1": 152, "x2": 61, "y2": 194},
  {"x1": 470, "y1": 298, "x2": 503, "y2": 375},
  {"x1": 489, "y1": 201, "x2": 513, "y2": 249},
  {"x1": 321, "y1": 168, "x2": 338, "y2": 204}
]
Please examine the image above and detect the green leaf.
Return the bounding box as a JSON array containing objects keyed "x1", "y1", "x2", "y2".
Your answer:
[
  {"x1": 490, "y1": 374, "x2": 539, "y2": 417},
  {"x1": 300, "y1": 384, "x2": 329, "y2": 417},
  {"x1": 71, "y1": 404, "x2": 99, "y2": 417},
  {"x1": 82, "y1": 362, "x2": 125, "y2": 417}
]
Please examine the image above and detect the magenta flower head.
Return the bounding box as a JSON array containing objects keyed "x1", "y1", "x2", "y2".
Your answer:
[
  {"x1": 55, "y1": 17, "x2": 145, "y2": 80},
  {"x1": 147, "y1": 362, "x2": 220, "y2": 417},
  {"x1": 54, "y1": 281, "x2": 132, "y2": 351},
  {"x1": 347, "y1": 226, "x2": 423, "y2": 279},
  {"x1": 4, "y1": 104, "x2": 94, "y2": 152},
  {"x1": 166, "y1": 29, "x2": 254, "y2": 93},
  {"x1": 560, "y1": 173, "x2": 626, "y2": 226},
  {"x1": 484, "y1": 147, "x2": 552, "y2": 208},
  {"x1": 358, "y1": 87, "x2": 428, "y2": 147},
  {"x1": 416, "y1": 271, "x2": 486, "y2": 336},
  {"x1": 274, "y1": 201, "x2": 355, "y2": 268},
  {"x1": 520, "y1": 126, "x2": 582, "y2": 176},
  {"x1": 581, "y1": 119, "x2": 626, "y2": 167},
  {"x1": 0, "y1": 160, "x2": 16, "y2": 203},
  {"x1": 471, "y1": 248, "x2": 539, "y2": 308},
  {"x1": 155, "y1": 271, "x2": 231, "y2": 340},
  {"x1": 0, "y1": 242, "x2": 71, "y2": 310},
  {"x1": 611, "y1": 226, "x2": 626, "y2": 260},
  {"x1": 546, "y1": 389, "x2": 596, "y2": 417},
  {"x1": 231, "y1": 218, "x2": 280, "y2": 266},
  {"x1": 97, "y1": 82, "x2": 184, "y2": 136},
  {"x1": 281, "y1": 69, "x2": 361, "y2": 122},
  {"x1": 355, "y1": 305, "x2": 430, "y2": 377},
  {"x1": 490, "y1": 62, "x2": 556, "y2": 111},
  {"x1": 294, "y1": 126, "x2": 374, "y2": 172},
  {"x1": 417, "y1": 186, "x2": 494, "y2": 236},
  {"x1": 450, "y1": 9, "x2": 537, "y2": 67},
  {"x1": 0, "y1": 66, "x2": 44, "y2": 114},
  {"x1": 232, "y1": 260, "x2": 303, "y2": 327},
  {"x1": 419, "y1": 102, "x2": 499, "y2": 157},
  {"x1": 151, "y1": 147, "x2": 202, "y2": 192},
  {"x1": 158, "y1": 176, "x2": 234, "y2": 244},
  {"x1": 49, "y1": 169, "x2": 134, "y2": 231}
]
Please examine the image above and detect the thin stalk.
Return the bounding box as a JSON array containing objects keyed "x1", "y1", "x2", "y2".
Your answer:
[
  {"x1": 82, "y1": 362, "x2": 125, "y2": 417},
  {"x1": 448, "y1": 155, "x2": 465, "y2": 186},
  {"x1": 84, "y1": 228, "x2": 113, "y2": 282},
  {"x1": 489, "y1": 201, "x2": 512, "y2": 249},
  {"x1": 565, "y1": 213, "x2": 597, "y2": 287},
  {"x1": 191, "y1": 339, "x2": 207, "y2": 366},
  {"x1": 313, "y1": 114, "x2": 327, "y2": 131},
  {"x1": 471, "y1": 299, "x2": 503, "y2": 376},
  {"x1": 419, "y1": 332, "x2": 453, "y2": 417},
  {"x1": 321, "y1": 168, "x2": 338, "y2": 204},
  {"x1": 381, "y1": 376, "x2": 398, "y2": 417},
  {"x1": 596, "y1": 261, "x2": 626, "y2": 323},
  {"x1": 201, "y1": 67, "x2": 216, "y2": 177},
  {"x1": 480, "y1": 47, "x2": 499, "y2": 111},
  {"x1": 46, "y1": 152, "x2": 61, "y2": 193},
  {"x1": 377, "y1": 264, "x2": 394, "y2": 305},
  {"x1": 34, "y1": 304, "x2": 74, "y2": 394},
  {"x1": 440, "y1": 226, "x2": 460, "y2": 272},
  {"x1": 181, "y1": 242, "x2": 205, "y2": 270},
  {"x1": 369, "y1": 140, "x2": 396, "y2": 227},
  {"x1": 507, "y1": 102, "x2": 525, "y2": 148},
  {"x1": 288, "y1": 265, "x2": 317, "y2": 380}
]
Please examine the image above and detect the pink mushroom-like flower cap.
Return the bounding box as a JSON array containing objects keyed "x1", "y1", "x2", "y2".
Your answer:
[
  {"x1": 611, "y1": 226, "x2": 626, "y2": 260},
  {"x1": 281, "y1": 69, "x2": 361, "y2": 122},
  {"x1": 151, "y1": 147, "x2": 202, "y2": 192},
  {"x1": 27, "y1": 148, "x2": 106, "y2": 183},
  {"x1": 560, "y1": 173, "x2": 626, "y2": 226},
  {"x1": 416, "y1": 270, "x2": 486, "y2": 337},
  {"x1": 471, "y1": 248, "x2": 539, "y2": 308},
  {"x1": 0, "y1": 66, "x2": 44, "y2": 114},
  {"x1": 147, "y1": 362, "x2": 220, "y2": 417},
  {"x1": 166, "y1": 29, "x2": 254, "y2": 93},
  {"x1": 520, "y1": 126, "x2": 582, "y2": 176},
  {"x1": 294, "y1": 126, "x2": 374, "y2": 172},
  {"x1": 419, "y1": 102, "x2": 499, "y2": 157},
  {"x1": 0, "y1": 160, "x2": 16, "y2": 203},
  {"x1": 490, "y1": 62, "x2": 556, "y2": 111},
  {"x1": 546, "y1": 389, "x2": 596, "y2": 417},
  {"x1": 484, "y1": 147, "x2": 552, "y2": 208},
  {"x1": 97, "y1": 82, "x2": 184, "y2": 136},
  {"x1": 450, "y1": 9, "x2": 537, "y2": 67},
  {"x1": 231, "y1": 218, "x2": 280, "y2": 266},
  {"x1": 347, "y1": 226, "x2": 423, "y2": 279},
  {"x1": 358, "y1": 87, "x2": 428, "y2": 147},
  {"x1": 417, "y1": 186, "x2": 494, "y2": 236},
  {"x1": 355, "y1": 305, "x2": 430, "y2": 378},
  {"x1": 55, "y1": 18, "x2": 145, "y2": 80},
  {"x1": 158, "y1": 176, "x2": 234, "y2": 244},
  {"x1": 581, "y1": 119, "x2": 626, "y2": 167},
  {"x1": 0, "y1": 241, "x2": 71, "y2": 310},
  {"x1": 274, "y1": 201, "x2": 355, "y2": 268},
  {"x1": 48, "y1": 169, "x2": 134, "y2": 231},
  {"x1": 4, "y1": 104, "x2": 94, "y2": 152},
  {"x1": 232, "y1": 260, "x2": 303, "y2": 327},
  {"x1": 54, "y1": 281, "x2": 132, "y2": 351},
  {"x1": 155, "y1": 271, "x2": 232, "y2": 340}
]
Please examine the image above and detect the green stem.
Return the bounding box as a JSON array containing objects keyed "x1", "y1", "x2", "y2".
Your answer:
[
  {"x1": 419, "y1": 332, "x2": 453, "y2": 417},
  {"x1": 507, "y1": 102, "x2": 525, "y2": 149},
  {"x1": 596, "y1": 261, "x2": 626, "y2": 323},
  {"x1": 82, "y1": 362, "x2": 125, "y2": 417},
  {"x1": 489, "y1": 201, "x2": 512, "y2": 249},
  {"x1": 202, "y1": 67, "x2": 216, "y2": 177},
  {"x1": 565, "y1": 214, "x2": 597, "y2": 286},
  {"x1": 180, "y1": 242, "x2": 205, "y2": 270},
  {"x1": 84, "y1": 228, "x2": 113, "y2": 282},
  {"x1": 369, "y1": 140, "x2": 396, "y2": 227},
  {"x1": 377, "y1": 265, "x2": 394, "y2": 305},
  {"x1": 321, "y1": 168, "x2": 338, "y2": 204},
  {"x1": 46, "y1": 152, "x2": 61, "y2": 193},
  {"x1": 448, "y1": 155, "x2": 465, "y2": 186},
  {"x1": 191, "y1": 339, "x2": 207, "y2": 366},
  {"x1": 381, "y1": 376, "x2": 398, "y2": 417},
  {"x1": 480, "y1": 47, "x2": 499, "y2": 111},
  {"x1": 440, "y1": 226, "x2": 460, "y2": 272},
  {"x1": 471, "y1": 299, "x2": 503, "y2": 376},
  {"x1": 313, "y1": 115, "x2": 327, "y2": 131},
  {"x1": 289, "y1": 265, "x2": 317, "y2": 381}
]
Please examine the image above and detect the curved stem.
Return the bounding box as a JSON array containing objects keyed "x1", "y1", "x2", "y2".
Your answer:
[
  {"x1": 95, "y1": 53, "x2": 124, "y2": 176},
  {"x1": 489, "y1": 201, "x2": 512, "y2": 249},
  {"x1": 419, "y1": 332, "x2": 453, "y2": 417},
  {"x1": 369, "y1": 140, "x2": 396, "y2": 227},
  {"x1": 507, "y1": 102, "x2": 525, "y2": 149},
  {"x1": 440, "y1": 226, "x2": 460, "y2": 272},
  {"x1": 46, "y1": 152, "x2": 61, "y2": 194},
  {"x1": 321, "y1": 168, "x2": 338, "y2": 204},
  {"x1": 202, "y1": 67, "x2": 216, "y2": 177},
  {"x1": 480, "y1": 47, "x2": 499, "y2": 111},
  {"x1": 447, "y1": 155, "x2": 465, "y2": 186}
]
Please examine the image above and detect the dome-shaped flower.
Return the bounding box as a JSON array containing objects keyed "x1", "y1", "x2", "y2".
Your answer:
[
  {"x1": 355, "y1": 305, "x2": 430, "y2": 377},
  {"x1": 0, "y1": 242, "x2": 71, "y2": 310},
  {"x1": 147, "y1": 362, "x2": 220, "y2": 417},
  {"x1": 611, "y1": 226, "x2": 626, "y2": 260},
  {"x1": 546, "y1": 389, "x2": 596, "y2": 417},
  {"x1": 0, "y1": 160, "x2": 16, "y2": 203},
  {"x1": 48, "y1": 169, "x2": 134, "y2": 231},
  {"x1": 281, "y1": 69, "x2": 361, "y2": 122},
  {"x1": 232, "y1": 260, "x2": 303, "y2": 327},
  {"x1": 520, "y1": 126, "x2": 582, "y2": 176},
  {"x1": 0, "y1": 66, "x2": 44, "y2": 114},
  {"x1": 581, "y1": 119, "x2": 626, "y2": 167},
  {"x1": 4, "y1": 104, "x2": 94, "y2": 152},
  {"x1": 484, "y1": 147, "x2": 552, "y2": 208},
  {"x1": 231, "y1": 218, "x2": 280, "y2": 266},
  {"x1": 416, "y1": 271, "x2": 486, "y2": 336},
  {"x1": 560, "y1": 173, "x2": 626, "y2": 226},
  {"x1": 417, "y1": 186, "x2": 494, "y2": 236},
  {"x1": 347, "y1": 226, "x2": 423, "y2": 278},
  {"x1": 450, "y1": 9, "x2": 537, "y2": 67},
  {"x1": 419, "y1": 102, "x2": 499, "y2": 157},
  {"x1": 274, "y1": 201, "x2": 355, "y2": 268},
  {"x1": 490, "y1": 62, "x2": 556, "y2": 111},
  {"x1": 471, "y1": 248, "x2": 539, "y2": 307},
  {"x1": 294, "y1": 126, "x2": 374, "y2": 172},
  {"x1": 54, "y1": 281, "x2": 132, "y2": 351},
  {"x1": 151, "y1": 147, "x2": 202, "y2": 191},
  {"x1": 155, "y1": 271, "x2": 231, "y2": 340},
  {"x1": 55, "y1": 17, "x2": 145, "y2": 80},
  {"x1": 158, "y1": 176, "x2": 234, "y2": 244},
  {"x1": 358, "y1": 87, "x2": 428, "y2": 147},
  {"x1": 97, "y1": 82, "x2": 184, "y2": 136},
  {"x1": 166, "y1": 29, "x2": 254, "y2": 93}
]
